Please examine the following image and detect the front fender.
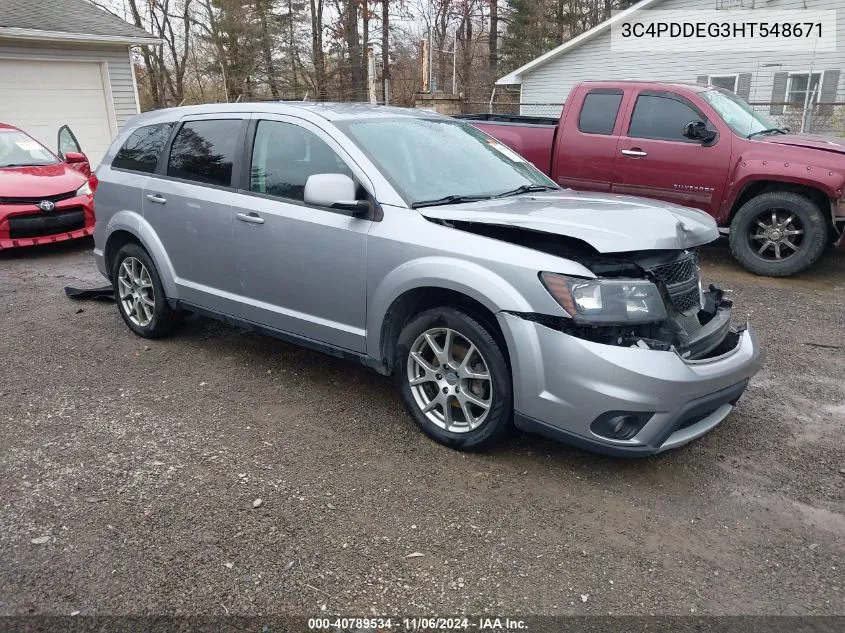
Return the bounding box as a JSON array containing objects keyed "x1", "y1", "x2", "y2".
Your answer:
[
  {"x1": 366, "y1": 256, "x2": 536, "y2": 360},
  {"x1": 103, "y1": 210, "x2": 180, "y2": 300}
]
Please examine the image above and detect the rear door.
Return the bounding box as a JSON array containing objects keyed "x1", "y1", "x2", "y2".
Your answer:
[
  {"x1": 612, "y1": 89, "x2": 731, "y2": 213},
  {"x1": 143, "y1": 114, "x2": 246, "y2": 314},
  {"x1": 230, "y1": 115, "x2": 370, "y2": 353},
  {"x1": 552, "y1": 84, "x2": 632, "y2": 192}
]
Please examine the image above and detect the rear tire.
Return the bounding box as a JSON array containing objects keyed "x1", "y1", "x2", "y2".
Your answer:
[
  {"x1": 111, "y1": 243, "x2": 177, "y2": 338},
  {"x1": 394, "y1": 307, "x2": 512, "y2": 450},
  {"x1": 729, "y1": 191, "x2": 828, "y2": 277}
]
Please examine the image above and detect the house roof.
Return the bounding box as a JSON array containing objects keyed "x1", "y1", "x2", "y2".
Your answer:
[
  {"x1": 497, "y1": 0, "x2": 665, "y2": 85},
  {"x1": 0, "y1": 0, "x2": 161, "y2": 45}
]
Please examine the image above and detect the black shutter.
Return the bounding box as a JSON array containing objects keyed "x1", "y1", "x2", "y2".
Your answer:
[
  {"x1": 736, "y1": 73, "x2": 752, "y2": 101},
  {"x1": 818, "y1": 70, "x2": 840, "y2": 116},
  {"x1": 770, "y1": 72, "x2": 789, "y2": 115},
  {"x1": 696, "y1": 75, "x2": 708, "y2": 85}
]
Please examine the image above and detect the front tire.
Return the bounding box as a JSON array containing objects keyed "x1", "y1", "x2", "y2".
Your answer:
[
  {"x1": 729, "y1": 191, "x2": 828, "y2": 277},
  {"x1": 394, "y1": 307, "x2": 512, "y2": 450},
  {"x1": 111, "y1": 243, "x2": 177, "y2": 338}
]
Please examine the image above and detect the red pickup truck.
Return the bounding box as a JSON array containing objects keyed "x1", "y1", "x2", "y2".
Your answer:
[{"x1": 461, "y1": 81, "x2": 845, "y2": 277}]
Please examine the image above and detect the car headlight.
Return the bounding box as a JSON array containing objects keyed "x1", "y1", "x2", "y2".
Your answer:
[
  {"x1": 75, "y1": 181, "x2": 92, "y2": 197},
  {"x1": 540, "y1": 272, "x2": 667, "y2": 324}
]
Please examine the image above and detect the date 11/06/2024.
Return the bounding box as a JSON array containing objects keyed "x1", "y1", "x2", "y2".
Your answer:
[{"x1": 307, "y1": 616, "x2": 529, "y2": 630}]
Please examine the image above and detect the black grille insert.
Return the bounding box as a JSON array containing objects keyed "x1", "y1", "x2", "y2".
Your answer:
[
  {"x1": 0, "y1": 190, "x2": 77, "y2": 205},
  {"x1": 647, "y1": 251, "x2": 701, "y2": 313},
  {"x1": 8, "y1": 208, "x2": 85, "y2": 239}
]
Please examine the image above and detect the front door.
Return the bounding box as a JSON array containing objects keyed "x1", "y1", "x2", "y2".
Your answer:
[
  {"x1": 231, "y1": 116, "x2": 370, "y2": 353},
  {"x1": 613, "y1": 90, "x2": 731, "y2": 214},
  {"x1": 143, "y1": 115, "x2": 245, "y2": 314}
]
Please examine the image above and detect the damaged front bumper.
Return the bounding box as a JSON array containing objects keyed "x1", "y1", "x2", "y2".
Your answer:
[{"x1": 497, "y1": 305, "x2": 764, "y2": 457}]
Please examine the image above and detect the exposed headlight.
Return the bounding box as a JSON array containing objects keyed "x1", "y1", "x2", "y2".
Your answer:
[
  {"x1": 75, "y1": 181, "x2": 92, "y2": 197},
  {"x1": 540, "y1": 272, "x2": 667, "y2": 324}
]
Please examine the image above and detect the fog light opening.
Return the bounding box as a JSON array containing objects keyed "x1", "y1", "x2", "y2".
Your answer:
[{"x1": 590, "y1": 411, "x2": 653, "y2": 440}]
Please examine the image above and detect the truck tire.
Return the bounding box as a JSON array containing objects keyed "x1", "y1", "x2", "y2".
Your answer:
[
  {"x1": 729, "y1": 191, "x2": 828, "y2": 277},
  {"x1": 111, "y1": 243, "x2": 178, "y2": 338},
  {"x1": 394, "y1": 307, "x2": 512, "y2": 450}
]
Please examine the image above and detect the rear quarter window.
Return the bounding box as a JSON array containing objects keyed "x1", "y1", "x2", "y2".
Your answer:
[
  {"x1": 111, "y1": 123, "x2": 174, "y2": 173},
  {"x1": 578, "y1": 90, "x2": 624, "y2": 135}
]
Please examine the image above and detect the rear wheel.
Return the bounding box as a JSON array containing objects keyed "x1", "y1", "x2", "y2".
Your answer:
[
  {"x1": 394, "y1": 307, "x2": 512, "y2": 450},
  {"x1": 111, "y1": 243, "x2": 178, "y2": 338},
  {"x1": 729, "y1": 191, "x2": 828, "y2": 277}
]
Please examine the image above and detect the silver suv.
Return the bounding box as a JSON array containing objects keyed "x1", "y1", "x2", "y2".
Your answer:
[{"x1": 93, "y1": 103, "x2": 763, "y2": 456}]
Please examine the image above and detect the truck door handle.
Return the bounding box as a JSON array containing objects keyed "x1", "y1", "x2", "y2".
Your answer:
[
  {"x1": 621, "y1": 148, "x2": 648, "y2": 157},
  {"x1": 237, "y1": 212, "x2": 265, "y2": 225},
  {"x1": 145, "y1": 193, "x2": 167, "y2": 204}
]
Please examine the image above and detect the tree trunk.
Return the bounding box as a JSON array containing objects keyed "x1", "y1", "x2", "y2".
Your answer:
[
  {"x1": 255, "y1": 0, "x2": 280, "y2": 99},
  {"x1": 362, "y1": 0, "x2": 369, "y2": 101},
  {"x1": 381, "y1": 0, "x2": 389, "y2": 102},
  {"x1": 309, "y1": 0, "x2": 328, "y2": 100},
  {"x1": 488, "y1": 0, "x2": 497, "y2": 80},
  {"x1": 344, "y1": 1, "x2": 364, "y2": 100}
]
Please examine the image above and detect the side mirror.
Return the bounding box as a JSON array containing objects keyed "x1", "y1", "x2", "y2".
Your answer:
[
  {"x1": 683, "y1": 120, "x2": 717, "y2": 143},
  {"x1": 64, "y1": 151, "x2": 91, "y2": 177},
  {"x1": 304, "y1": 173, "x2": 370, "y2": 216}
]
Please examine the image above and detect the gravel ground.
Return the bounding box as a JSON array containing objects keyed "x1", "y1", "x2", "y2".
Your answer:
[{"x1": 0, "y1": 238, "x2": 843, "y2": 618}]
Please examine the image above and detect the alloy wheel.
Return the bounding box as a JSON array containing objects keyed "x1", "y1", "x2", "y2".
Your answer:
[
  {"x1": 748, "y1": 208, "x2": 805, "y2": 261},
  {"x1": 406, "y1": 327, "x2": 493, "y2": 433},
  {"x1": 118, "y1": 256, "x2": 155, "y2": 327}
]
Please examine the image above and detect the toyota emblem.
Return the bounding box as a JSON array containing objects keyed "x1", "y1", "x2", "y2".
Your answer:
[{"x1": 38, "y1": 200, "x2": 56, "y2": 212}]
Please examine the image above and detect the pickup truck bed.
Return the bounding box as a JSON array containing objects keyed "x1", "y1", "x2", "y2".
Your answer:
[{"x1": 455, "y1": 114, "x2": 559, "y2": 176}]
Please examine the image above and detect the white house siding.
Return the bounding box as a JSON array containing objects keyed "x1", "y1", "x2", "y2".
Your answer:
[
  {"x1": 0, "y1": 39, "x2": 138, "y2": 129},
  {"x1": 519, "y1": 0, "x2": 845, "y2": 127}
]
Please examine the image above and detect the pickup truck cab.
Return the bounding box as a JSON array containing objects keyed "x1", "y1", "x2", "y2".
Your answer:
[{"x1": 461, "y1": 81, "x2": 845, "y2": 277}]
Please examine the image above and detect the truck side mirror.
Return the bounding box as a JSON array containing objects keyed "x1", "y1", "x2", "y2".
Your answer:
[{"x1": 683, "y1": 120, "x2": 717, "y2": 144}]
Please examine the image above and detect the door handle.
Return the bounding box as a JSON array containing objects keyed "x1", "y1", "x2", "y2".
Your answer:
[
  {"x1": 145, "y1": 193, "x2": 167, "y2": 204},
  {"x1": 621, "y1": 148, "x2": 648, "y2": 157},
  {"x1": 237, "y1": 212, "x2": 265, "y2": 225}
]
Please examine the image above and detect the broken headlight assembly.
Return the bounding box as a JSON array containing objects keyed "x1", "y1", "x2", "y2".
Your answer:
[{"x1": 540, "y1": 272, "x2": 667, "y2": 325}]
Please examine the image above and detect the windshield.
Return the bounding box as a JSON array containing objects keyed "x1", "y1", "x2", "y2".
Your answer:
[
  {"x1": 338, "y1": 117, "x2": 557, "y2": 206},
  {"x1": 700, "y1": 89, "x2": 780, "y2": 138},
  {"x1": 0, "y1": 129, "x2": 57, "y2": 168}
]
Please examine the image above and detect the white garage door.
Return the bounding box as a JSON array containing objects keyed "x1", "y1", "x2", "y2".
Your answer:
[{"x1": 0, "y1": 59, "x2": 117, "y2": 167}]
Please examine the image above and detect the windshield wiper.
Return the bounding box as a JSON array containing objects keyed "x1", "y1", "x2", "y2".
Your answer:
[
  {"x1": 411, "y1": 194, "x2": 492, "y2": 209},
  {"x1": 747, "y1": 128, "x2": 788, "y2": 139},
  {"x1": 1, "y1": 163, "x2": 47, "y2": 168},
  {"x1": 494, "y1": 184, "x2": 557, "y2": 198}
]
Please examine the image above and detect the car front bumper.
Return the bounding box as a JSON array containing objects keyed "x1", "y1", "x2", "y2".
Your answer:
[
  {"x1": 498, "y1": 312, "x2": 764, "y2": 456},
  {"x1": 0, "y1": 196, "x2": 95, "y2": 250}
]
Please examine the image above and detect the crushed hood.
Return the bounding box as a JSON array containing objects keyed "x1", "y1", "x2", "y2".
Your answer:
[{"x1": 417, "y1": 190, "x2": 719, "y2": 253}]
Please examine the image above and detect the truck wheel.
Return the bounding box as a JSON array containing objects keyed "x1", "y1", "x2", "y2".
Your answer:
[
  {"x1": 111, "y1": 243, "x2": 178, "y2": 338},
  {"x1": 729, "y1": 191, "x2": 828, "y2": 277},
  {"x1": 394, "y1": 307, "x2": 512, "y2": 450}
]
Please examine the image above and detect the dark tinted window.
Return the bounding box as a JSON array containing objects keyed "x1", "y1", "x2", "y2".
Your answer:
[
  {"x1": 578, "y1": 90, "x2": 623, "y2": 135},
  {"x1": 628, "y1": 95, "x2": 702, "y2": 141},
  {"x1": 167, "y1": 120, "x2": 240, "y2": 186},
  {"x1": 250, "y1": 120, "x2": 352, "y2": 202},
  {"x1": 112, "y1": 123, "x2": 173, "y2": 173}
]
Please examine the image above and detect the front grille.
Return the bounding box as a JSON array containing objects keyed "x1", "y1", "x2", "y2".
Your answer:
[
  {"x1": 0, "y1": 190, "x2": 77, "y2": 205},
  {"x1": 8, "y1": 208, "x2": 85, "y2": 239},
  {"x1": 647, "y1": 251, "x2": 701, "y2": 313}
]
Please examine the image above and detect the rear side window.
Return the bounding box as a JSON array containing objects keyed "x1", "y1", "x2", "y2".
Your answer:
[
  {"x1": 578, "y1": 90, "x2": 623, "y2": 135},
  {"x1": 249, "y1": 120, "x2": 353, "y2": 202},
  {"x1": 628, "y1": 95, "x2": 702, "y2": 141},
  {"x1": 167, "y1": 120, "x2": 241, "y2": 187},
  {"x1": 112, "y1": 123, "x2": 173, "y2": 173}
]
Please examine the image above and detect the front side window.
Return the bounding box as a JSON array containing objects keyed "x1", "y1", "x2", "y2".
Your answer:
[
  {"x1": 787, "y1": 72, "x2": 822, "y2": 108},
  {"x1": 338, "y1": 118, "x2": 556, "y2": 206},
  {"x1": 250, "y1": 120, "x2": 353, "y2": 202},
  {"x1": 167, "y1": 120, "x2": 240, "y2": 187},
  {"x1": 0, "y1": 129, "x2": 57, "y2": 168},
  {"x1": 112, "y1": 123, "x2": 174, "y2": 173},
  {"x1": 628, "y1": 94, "x2": 703, "y2": 142},
  {"x1": 708, "y1": 75, "x2": 738, "y2": 92},
  {"x1": 578, "y1": 90, "x2": 624, "y2": 135}
]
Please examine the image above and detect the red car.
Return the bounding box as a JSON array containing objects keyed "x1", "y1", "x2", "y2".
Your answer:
[{"x1": 0, "y1": 123, "x2": 97, "y2": 250}]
